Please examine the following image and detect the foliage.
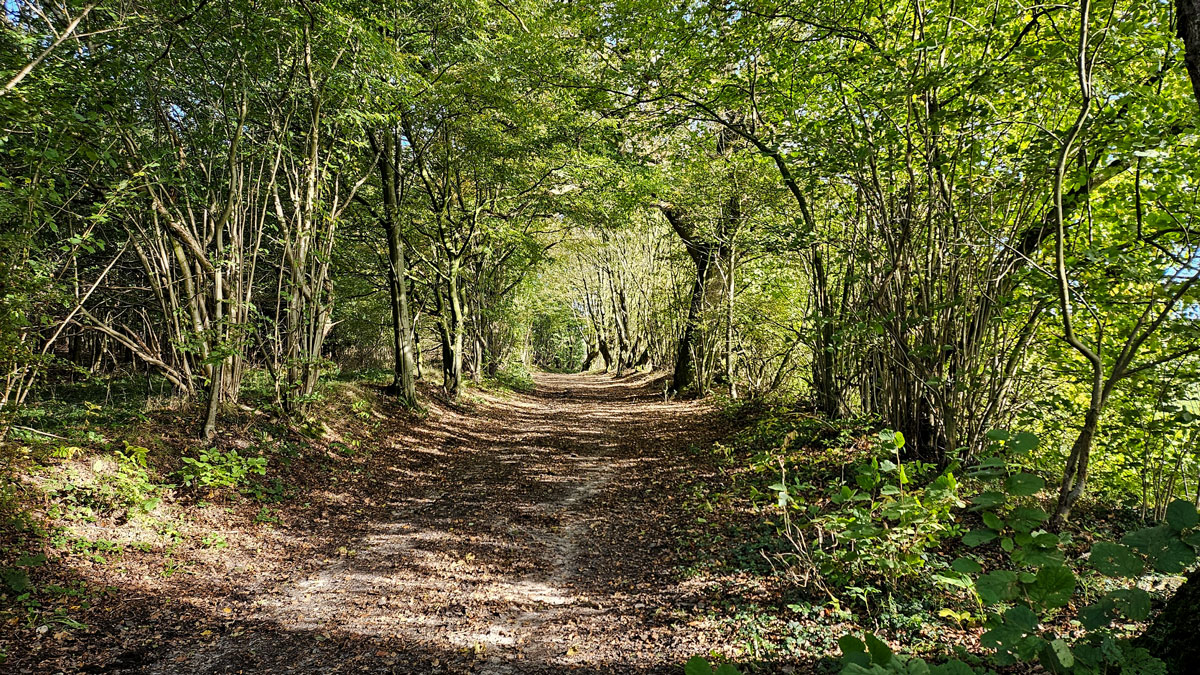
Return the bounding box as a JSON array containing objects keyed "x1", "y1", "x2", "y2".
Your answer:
[
  {"x1": 683, "y1": 656, "x2": 742, "y2": 675},
  {"x1": 42, "y1": 443, "x2": 161, "y2": 518},
  {"x1": 839, "y1": 430, "x2": 1200, "y2": 674},
  {"x1": 773, "y1": 430, "x2": 965, "y2": 592},
  {"x1": 176, "y1": 448, "x2": 267, "y2": 490},
  {"x1": 492, "y1": 362, "x2": 536, "y2": 394}
]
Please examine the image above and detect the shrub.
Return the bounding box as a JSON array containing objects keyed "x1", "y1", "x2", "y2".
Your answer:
[
  {"x1": 838, "y1": 430, "x2": 1200, "y2": 675},
  {"x1": 176, "y1": 448, "x2": 266, "y2": 489},
  {"x1": 493, "y1": 362, "x2": 535, "y2": 393},
  {"x1": 772, "y1": 430, "x2": 965, "y2": 594}
]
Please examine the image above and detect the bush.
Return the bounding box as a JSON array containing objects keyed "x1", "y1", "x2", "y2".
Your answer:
[
  {"x1": 176, "y1": 448, "x2": 266, "y2": 489},
  {"x1": 837, "y1": 429, "x2": 1200, "y2": 675},
  {"x1": 493, "y1": 362, "x2": 535, "y2": 393},
  {"x1": 772, "y1": 430, "x2": 965, "y2": 594}
]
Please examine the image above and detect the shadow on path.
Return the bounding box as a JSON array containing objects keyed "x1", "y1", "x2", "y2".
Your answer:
[{"x1": 100, "y1": 372, "x2": 739, "y2": 674}]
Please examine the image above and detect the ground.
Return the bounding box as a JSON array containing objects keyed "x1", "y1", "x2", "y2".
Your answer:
[{"x1": 7, "y1": 372, "x2": 771, "y2": 674}]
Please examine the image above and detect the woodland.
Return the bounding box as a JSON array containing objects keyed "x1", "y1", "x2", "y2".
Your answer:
[{"x1": 4, "y1": 0, "x2": 1200, "y2": 673}]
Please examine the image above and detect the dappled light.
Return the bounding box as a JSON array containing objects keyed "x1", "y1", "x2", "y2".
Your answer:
[{"x1": 5, "y1": 0, "x2": 1200, "y2": 672}]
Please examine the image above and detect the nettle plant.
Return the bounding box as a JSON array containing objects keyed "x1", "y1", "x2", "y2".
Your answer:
[
  {"x1": 840, "y1": 430, "x2": 1200, "y2": 675},
  {"x1": 774, "y1": 430, "x2": 965, "y2": 591}
]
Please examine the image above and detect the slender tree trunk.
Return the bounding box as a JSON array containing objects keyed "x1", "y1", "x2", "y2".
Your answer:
[
  {"x1": 378, "y1": 132, "x2": 418, "y2": 408},
  {"x1": 1049, "y1": 0, "x2": 1098, "y2": 528},
  {"x1": 442, "y1": 258, "x2": 464, "y2": 398},
  {"x1": 1178, "y1": 0, "x2": 1200, "y2": 107},
  {"x1": 726, "y1": 243, "x2": 737, "y2": 399},
  {"x1": 1051, "y1": 383, "x2": 1104, "y2": 526}
]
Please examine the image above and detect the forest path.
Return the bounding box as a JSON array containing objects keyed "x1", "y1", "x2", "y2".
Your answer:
[{"x1": 147, "y1": 372, "x2": 728, "y2": 674}]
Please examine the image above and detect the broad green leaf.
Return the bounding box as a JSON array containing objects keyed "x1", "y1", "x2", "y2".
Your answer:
[
  {"x1": 963, "y1": 529, "x2": 997, "y2": 547},
  {"x1": 1089, "y1": 542, "x2": 1142, "y2": 577},
  {"x1": 14, "y1": 554, "x2": 46, "y2": 567},
  {"x1": 1008, "y1": 507, "x2": 1049, "y2": 533},
  {"x1": 1150, "y1": 538, "x2": 1196, "y2": 573},
  {"x1": 1123, "y1": 524, "x2": 1173, "y2": 552},
  {"x1": 1005, "y1": 472, "x2": 1045, "y2": 496},
  {"x1": 1079, "y1": 598, "x2": 1116, "y2": 630},
  {"x1": 980, "y1": 624, "x2": 1024, "y2": 651},
  {"x1": 684, "y1": 656, "x2": 711, "y2": 675},
  {"x1": 838, "y1": 634, "x2": 869, "y2": 667},
  {"x1": 864, "y1": 633, "x2": 893, "y2": 665},
  {"x1": 930, "y1": 661, "x2": 975, "y2": 675},
  {"x1": 1003, "y1": 605, "x2": 1038, "y2": 632},
  {"x1": 951, "y1": 557, "x2": 982, "y2": 574},
  {"x1": 1, "y1": 568, "x2": 30, "y2": 592},
  {"x1": 1166, "y1": 499, "x2": 1198, "y2": 532},
  {"x1": 1041, "y1": 639, "x2": 1074, "y2": 671},
  {"x1": 970, "y1": 491, "x2": 1006, "y2": 510},
  {"x1": 977, "y1": 570, "x2": 1020, "y2": 605},
  {"x1": 1009, "y1": 431, "x2": 1040, "y2": 454},
  {"x1": 1110, "y1": 588, "x2": 1151, "y2": 621},
  {"x1": 1027, "y1": 565, "x2": 1075, "y2": 609},
  {"x1": 1126, "y1": 524, "x2": 1196, "y2": 572},
  {"x1": 983, "y1": 512, "x2": 1005, "y2": 530}
]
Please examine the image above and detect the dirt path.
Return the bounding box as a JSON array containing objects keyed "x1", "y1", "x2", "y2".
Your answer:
[{"x1": 139, "y1": 372, "x2": 730, "y2": 674}]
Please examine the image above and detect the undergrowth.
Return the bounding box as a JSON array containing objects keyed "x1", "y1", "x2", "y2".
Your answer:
[{"x1": 681, "y1": 396, "x2": 1186, "y2": 672}]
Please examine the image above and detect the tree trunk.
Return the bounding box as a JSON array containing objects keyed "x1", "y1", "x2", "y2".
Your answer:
[
  {"x1": 1178, "y1": 0, "x2": 1200, "y2": 107},
  {"x1": 443, "y1": 259, "x2": 465, "y2": 398},
  {"x1": 378, "y1": 132, "x2": 418, "y2": 408},
  {"x1": 1051, "y1": 386, "x2": 1105, "y2": 527},
  {"x1": 656, "y1": 201, "x2": 729, "y2": 395}
]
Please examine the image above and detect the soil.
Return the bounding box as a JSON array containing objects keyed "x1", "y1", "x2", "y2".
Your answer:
[{"x1": 11, "y1": 372, "x2": 752, "y2": 674}]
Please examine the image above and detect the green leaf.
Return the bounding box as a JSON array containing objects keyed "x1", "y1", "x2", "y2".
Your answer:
[
  {"x1": 684, "y1": 656, "x2": 712, "y2": 675},
  {"x1": 1110, "y1": 588, "x2": 1151, "y2": 621},
  {"x1": 1166, "y1": 499, "x2": 1198, "y2": 532},
  {"x1": 1016, "y1": 545, "x2": 1063, "y2": 568},
  {"x1": 14, "y1": 554, "x2": 46, "y2": 567},
  {"x1": 1005, "y1": 472, "x2": 1045, "y2": 496},
  {"x1": 839, "y1": 634, "x2": 868, "y2": 668},
  {"x1": 970, "y1": 491, "x2": 1006, "y2": 509},
  {"x1": 983, "y1": 512, "x2": 1005, "y2": 531},
  {"x1": 1151, "y1": 537, "x2": 1195, "y2": 573},
  {"x1": 1041, "y1": 639, "x2": 1074, "y2": 671},
  {"x1": 1089, "y1": 542, "x2": 1143, "y2": 577},
  {"x1": 1009, "y1": 431, "x2": 1040, "y2": 454},
  {"x1": 929, "y1": 661, "x2": 975, "y2": 675},
  {"x1": 977, "y1": 570, "x2": 1020, "y2": 605},
  {"x1": 1, "y1": 568, "x2": 30, "y2": 592},
  {"x1": 1126, "y1": 524, "x2": 1196, "y2": 572},
  {"x1": 984, "y1": 509, "x2": 1003, "y2": 530},
  {"x1": 864, "y1": 633, "x2": 893, "y2": 665},
  {"x1": 951, "y1": 557, "x2": 982, "y2": 574},
  {"x1": 714, "y1": 665, "x2": 741, "y2": 675},
  {"x1": 980, "y1": 624, "x2": 1025, "y2": 652},
  {"x1": 1123, "y1": 524, "x2": 1173, "y2": 552},
  {"x1": 963, "y1": 529, "x2": 998, "y2": 547},
  {"x1": 1027, "y1": 565, "x2": 1075, "y2": 609},
  {"x1": 1003, "y1": 605, "x2": 1038, "y2": 632},
  {"x1": 1079, "y1": 598, "x2": 1116, "y2": 630},
  {"x1": 1008, "y1": 507, "x2": 1049, "y2": 533}
]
